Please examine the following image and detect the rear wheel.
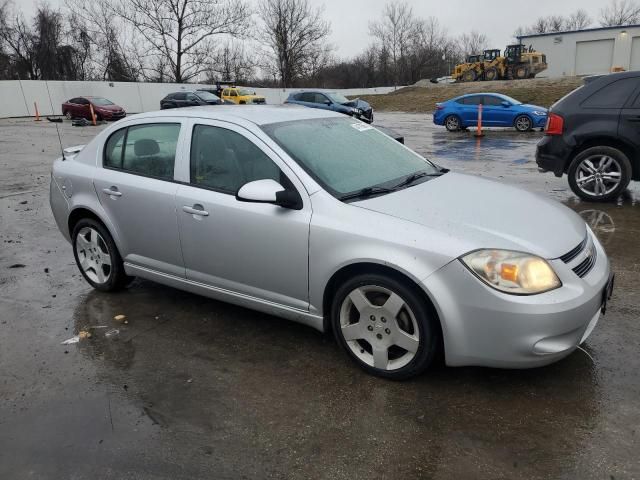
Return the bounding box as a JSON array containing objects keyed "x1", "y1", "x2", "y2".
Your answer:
[
  {"x1": 444, "y1": 115, "x2": 461, "y2": 132},
  {"x1": 72, "y1": 219, "x2": 132, "y2": 292},
  {"x1": 514, "y1": 115, "x2": 532, "y2": 132},
  {"x1": 331, "y1": 273, "x2": 440, "y2": 380},
  {"x1": 484, "y1": 67, "x2": 498, "y2": 81},
  {"x1": 462, "y1": 70, "x2": 477, "y2": 82},
  {"x1": 568, "y1": 146, "x2": 632, "y2": 202}
]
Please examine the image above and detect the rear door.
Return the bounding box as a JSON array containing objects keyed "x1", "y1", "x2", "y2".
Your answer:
[
  {"x1": 93, "y1": 119, "x2": 186, "y2": 277},
  {"x1": 460, "y1": 95, "x2": 482, "y2": 125}
]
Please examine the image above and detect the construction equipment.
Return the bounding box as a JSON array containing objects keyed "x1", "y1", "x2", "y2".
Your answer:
[
  {"x1": 452, "y1": 54, "x2": 485, "y2": 83},
  {"x1": 452, "y1": 44, "x2": 547, "y2": 82}
]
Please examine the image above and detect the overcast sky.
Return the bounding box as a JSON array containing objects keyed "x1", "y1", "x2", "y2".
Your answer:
[{"x1": 19, "y1": 0, "x2": 610, "y2": 58}]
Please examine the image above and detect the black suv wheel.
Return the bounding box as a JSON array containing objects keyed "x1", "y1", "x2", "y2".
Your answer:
[{"x1": 568, "y1": 146, "x2": 632, "y2": 202}]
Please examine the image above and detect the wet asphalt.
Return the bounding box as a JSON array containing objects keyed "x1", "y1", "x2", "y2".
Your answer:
[{"x1": 0, "y1": 113, "x2": 638, "y2": 479}]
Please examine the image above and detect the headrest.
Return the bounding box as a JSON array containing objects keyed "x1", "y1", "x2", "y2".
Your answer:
[{"x1": 134, "y1": 138, "x2": 160, "y2": 156}]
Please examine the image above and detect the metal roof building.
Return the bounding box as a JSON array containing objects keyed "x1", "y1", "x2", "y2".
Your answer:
[{"x1": 518, "y1": 24, "x2": 640, "y2": 77}]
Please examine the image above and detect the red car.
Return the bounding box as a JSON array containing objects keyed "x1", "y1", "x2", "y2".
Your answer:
[{"x1": 61, "y1": 96, "x2": 126, "y2": 121}]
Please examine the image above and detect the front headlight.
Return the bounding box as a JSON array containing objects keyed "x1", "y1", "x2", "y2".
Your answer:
[
  {"x1": 461, "y1": 249, "x2": 561, "y2": 295},
  {"x1": 532, "y1": 111, "x2": 547, "y2": 116}
]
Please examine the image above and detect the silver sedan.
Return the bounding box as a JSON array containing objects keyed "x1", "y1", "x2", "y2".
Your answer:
[{"x1": 50, "y1": 106, "x2": 613, "y2": 379}]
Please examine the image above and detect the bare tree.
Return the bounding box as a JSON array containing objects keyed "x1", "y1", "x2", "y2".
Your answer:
[
  {"x1": 205, "y1": 41, "x2": 254, "y2": 83},
  {"x1": 600, "y1": 0, "x2": 640, "y2": 26},
  {"x1": 258, "y1": 0, "x2": 332, "y2": 88},
  {"x1": 110, "y1": 0, "x2": 250, "y2": 82},
  {"x1": 459, "y1": 30, "x2": 489, "y2": 57},
  {"x1": 547, "y1": 15, "x2": 566, "y2": 32},
  {"x1": 565, "y1": 9, "x2": 592, "y2": 30},
  {"x1": 65, "y1": 0, "x2": 140, "y2": 81},
  {"x1": 369, "y1": 1, "x2": 417, "y2": 87}
]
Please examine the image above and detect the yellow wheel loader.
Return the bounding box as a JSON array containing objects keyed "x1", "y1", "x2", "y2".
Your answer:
[
  {"x1": 452, "y1": 54, "x2": 485, "y2": 82},
  {"x1": 453, "y1": 44, "x2": 547, "y2": 82}
]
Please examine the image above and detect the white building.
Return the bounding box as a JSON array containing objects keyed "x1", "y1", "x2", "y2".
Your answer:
[{"x1": 518, "y1": 24, "x2": 640, "y2": 77}]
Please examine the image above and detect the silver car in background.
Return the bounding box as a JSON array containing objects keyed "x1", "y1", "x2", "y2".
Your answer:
[{"x1": 50, "y1": 106, "x2": 613, "y2": 379}]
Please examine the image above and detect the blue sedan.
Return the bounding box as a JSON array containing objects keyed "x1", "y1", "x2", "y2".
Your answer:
[{"x1": 433, "y1": 93, "x2": 548, "y2": 132}]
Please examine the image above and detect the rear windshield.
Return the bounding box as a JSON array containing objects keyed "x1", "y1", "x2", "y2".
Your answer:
[{"x1": 195, "y1": 91, "x2": 221, "y2": 102}]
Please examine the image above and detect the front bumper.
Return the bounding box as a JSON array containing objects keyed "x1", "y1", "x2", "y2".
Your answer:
[{"x1": 422, "y1": 230, "x2": 610, "y2": 368}]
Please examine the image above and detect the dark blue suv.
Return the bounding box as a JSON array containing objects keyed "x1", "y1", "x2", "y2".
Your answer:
[{"x1": 285, "y1": 91, "x2": 373, "y2": 123}]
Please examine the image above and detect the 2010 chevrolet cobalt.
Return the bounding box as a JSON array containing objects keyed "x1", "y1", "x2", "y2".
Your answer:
[{"x1": 50, "y1": 106, "x2": 613, "y2": 379}]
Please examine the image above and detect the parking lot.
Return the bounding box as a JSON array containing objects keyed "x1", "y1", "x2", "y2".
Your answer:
[{"x1": 1, "y1": 113, "x2": 639, "y2": 479}]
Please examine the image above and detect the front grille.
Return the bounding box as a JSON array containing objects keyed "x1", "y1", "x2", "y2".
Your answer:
[
  {"x1": 559, "y1": 234, "x2": 596, "y2": 278},
  {"x1": 573, "y1": 249, "x2": 597, "y2": 278},
  {"x1": 559, "y1": 237, "x2": 587, "y2": 263}
]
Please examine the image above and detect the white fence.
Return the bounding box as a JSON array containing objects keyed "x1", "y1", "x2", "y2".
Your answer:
[{"x1": 0, "y1": 80, "x2": 398, "y2": 118}]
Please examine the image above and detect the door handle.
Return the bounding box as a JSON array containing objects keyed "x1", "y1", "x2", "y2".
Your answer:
[
  {"x1": 182, "y1": 204, "x2": 209, "y2": 216},
  {"x1": 102, "y1": 187, "x2": 122, "y2": 197}
]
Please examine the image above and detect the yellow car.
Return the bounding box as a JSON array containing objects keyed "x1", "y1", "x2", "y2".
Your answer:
[{"x1": 221, "y1": 87, "x2": 266, "y2": 105}]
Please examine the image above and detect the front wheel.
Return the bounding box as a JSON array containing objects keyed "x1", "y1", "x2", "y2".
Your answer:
[
  {"x1": 331, "y1": 274, "x2": 440, "y2": 380},
  {"x1": 567, "y1": 146, "x2": 632, "y2": 202},
  {"x1": 72, "y1": 219, "x2": 132, "y2": 292},
  {"x1": 514, "y1": 115, "x2": 532, "y2": 132},
  {"x1": 445, "y1": 115, "x2": 461, "y2": 132}
]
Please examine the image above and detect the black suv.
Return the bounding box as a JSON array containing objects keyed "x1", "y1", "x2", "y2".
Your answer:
[
  {"x1": 160, "y1": 90, "x2": 222, "y2": 109},
  {"x1": 536, "y1": 71, "x2": 640, "y2": 202}
]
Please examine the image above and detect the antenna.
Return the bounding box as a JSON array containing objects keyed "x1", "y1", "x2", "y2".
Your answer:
[{"x1": 44, "y1": 81, "x2": 66, "y2": 160}]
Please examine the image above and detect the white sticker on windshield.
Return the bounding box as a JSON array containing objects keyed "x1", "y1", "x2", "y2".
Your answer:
[{"x1": 351, "y1": 123, "x2": 373, "y2": 132}]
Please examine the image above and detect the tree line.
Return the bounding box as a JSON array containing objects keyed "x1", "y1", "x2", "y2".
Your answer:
[{"x1": 0, "y1": 0, "x2": 636, "y2": 88}]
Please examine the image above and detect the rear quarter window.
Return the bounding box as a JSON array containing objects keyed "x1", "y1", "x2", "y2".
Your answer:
[{"x1": 582, "y1": 77, "x2": 640, "y2": 108}]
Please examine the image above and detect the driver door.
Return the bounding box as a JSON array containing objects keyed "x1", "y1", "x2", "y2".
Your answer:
[{"x1": 175, "y1": 120, "x2": 311, "y2": 310}]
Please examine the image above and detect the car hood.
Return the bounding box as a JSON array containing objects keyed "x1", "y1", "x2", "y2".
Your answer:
[
  {"x1": 520, "y1": 104, "x2": 547, "y2": 112},
  {"x1": 342, "y1": 98, "x2": 371, "y2": 110},
  {"x1": 353, "y1": 172, "x2": 585, "y2": 259}
]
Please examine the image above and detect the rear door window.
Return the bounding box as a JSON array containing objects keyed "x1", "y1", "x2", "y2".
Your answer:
[
  {"x1": 463, "y1": 96, "x2": 482, "y2": 105},
  {"x1": 582, "y1": 77, "x2": 640, "y2": 108},
  {"x1": 104, "y1": 123, "x2": 181, "y2": 180},
  {"x1": 173, "y1": 93, "x2": 186, "y2": 101}
]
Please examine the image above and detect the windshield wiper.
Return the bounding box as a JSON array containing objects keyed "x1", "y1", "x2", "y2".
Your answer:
[
  {"x1": 391, "y1": 170, "x2": 444, "y2": 190},
  {"x1": 339, "y1": 186, "x2": 395, "y2": 201}
]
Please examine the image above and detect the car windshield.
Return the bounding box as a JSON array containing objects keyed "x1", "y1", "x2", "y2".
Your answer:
[
  {"x1": 262, "y1": 117, "x2": 440, "y2": 197},
  {"x1": 238, "y1": 89, "x2": 255, "y2": 96},
  {"x1": 326, "y1": 92, "x2": 350, "y2": 104},
  {"x1": 90, "y1": 97, "x2": 114, "y2": 106},
  {"x1": 195, "y1": 91, "x2": 220, "y2": 102}
]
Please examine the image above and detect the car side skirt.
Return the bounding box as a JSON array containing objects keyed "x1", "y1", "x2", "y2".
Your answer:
[{"x1": 125, "y1": 263, "x2": 325, "y2": 332}]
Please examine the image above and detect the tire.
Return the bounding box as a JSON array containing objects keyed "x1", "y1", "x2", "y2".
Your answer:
[
  {"x1": 462, "y1": 70, "x2": 477, "y2": 82},
  {"x1": 514, "y1": 115, "x2": 532, "y2": 132},
  {"x1": 567, "y1": 146, "x2": 632, "y2": 202},
  {"x1": 331, "y1": 273, "x2": 440, "y2": 380},
  {"x1": 515, "y1": 65, "x2": 529, "y2": 79},
  {"x1": 444, "y1": 115, "x2": 461, "y2": 132},
  {"x1": 72, "y1": 218, "x2": 132, "y2": 292},
  {"x1": 484, "y1": 67, "x2": 498, "y2": 81}
]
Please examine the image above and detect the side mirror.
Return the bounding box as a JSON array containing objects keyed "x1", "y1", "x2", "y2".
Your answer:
[
  {"x1": 501, "y1": 101, "x2": 511, "y2": 107},
  {"x1": 236, "y1": 179, "x2": 302, "y2": 210}
]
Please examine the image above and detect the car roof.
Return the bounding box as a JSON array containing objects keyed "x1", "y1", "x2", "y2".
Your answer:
[
  {"x1": 453, "y1": 92, "x2": 512, "y2": 100},
  {"x1": 130, "y1": 105, "x2": 342, "y2": 126}
]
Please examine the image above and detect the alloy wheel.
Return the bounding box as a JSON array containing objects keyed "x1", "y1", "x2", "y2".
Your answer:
[
  {"x1": 575, "y1": 155, "x2": 622, "y2": 198},
  {"x1": 339, "y1": 285, "x2": 420, "y2": 371},
  {"x1": 446, "y1": 116, "x2": 459, "y2": 131},
  {"x1": 515, "y1": 116, "x2": 531, "y2": 131},
  {"x1": 75, "y1": 227, "x2": 112, "y2": 284}
]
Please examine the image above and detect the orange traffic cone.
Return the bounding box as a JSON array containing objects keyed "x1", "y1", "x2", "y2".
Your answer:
[{"x1": 34, "y1": 102, "x2": 41, "y2": 121}]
